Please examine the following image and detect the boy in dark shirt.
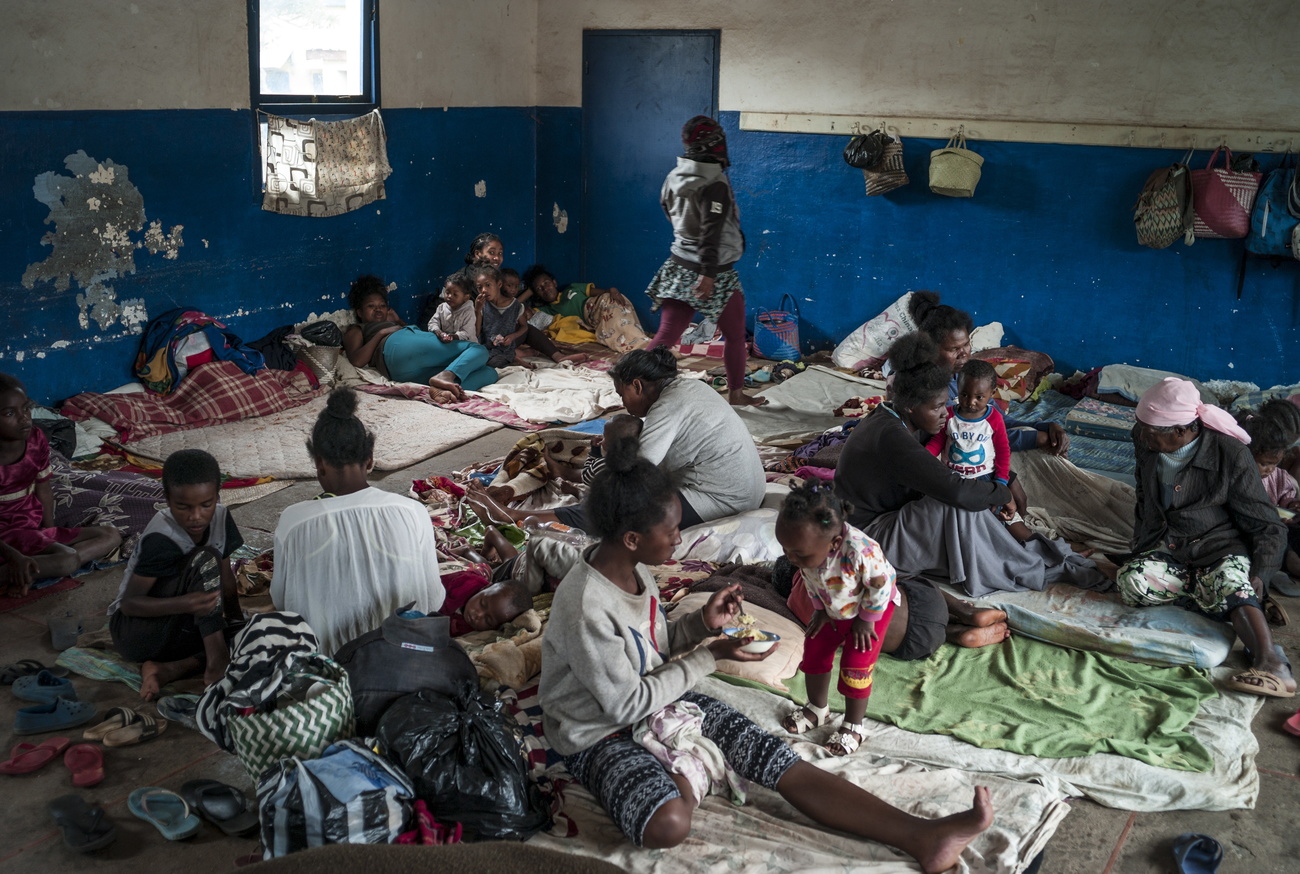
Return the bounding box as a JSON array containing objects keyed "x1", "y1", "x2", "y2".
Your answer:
[{"x1": 108, "y1": 449, "x2": 243, "y2": 700}]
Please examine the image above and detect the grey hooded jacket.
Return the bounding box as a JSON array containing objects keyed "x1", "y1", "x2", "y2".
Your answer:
[{"x1": 662, "y1": 157, "x2": 746, "y2": 277}]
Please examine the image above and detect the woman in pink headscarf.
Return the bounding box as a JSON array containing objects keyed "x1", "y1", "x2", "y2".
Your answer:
[{"x1": 1118, "y1": 378, "x2": 1294, "y2": 698}]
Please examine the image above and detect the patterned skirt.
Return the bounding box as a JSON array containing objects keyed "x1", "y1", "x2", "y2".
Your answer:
[{"x1": 644, "y1": 259, "x2": 742, "y2": 322}]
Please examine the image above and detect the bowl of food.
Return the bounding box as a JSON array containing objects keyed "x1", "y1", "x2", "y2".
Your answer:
[{"x1": 723, "y1": 613, "x2": 781, "y2": 653}]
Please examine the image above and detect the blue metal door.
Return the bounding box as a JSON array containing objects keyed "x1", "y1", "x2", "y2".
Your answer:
[{"x1": 581, "y1": 31, "x2": 719, "y2": 320}]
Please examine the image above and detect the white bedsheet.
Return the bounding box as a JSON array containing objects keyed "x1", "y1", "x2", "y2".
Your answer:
[{"x1": 473, "y1": 364, "x2": 622, "y2": 424}]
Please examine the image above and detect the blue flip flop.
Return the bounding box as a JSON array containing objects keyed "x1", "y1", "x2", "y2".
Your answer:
[
  {"x1": 14, "y1": 698, "x2": 96, "y2": 735},
  {"x1": 12, "y1": 670, "x2": 77, "y2": 704},
  {"x1": 1172, "y1": 833, "x2": 1223, "y2": 874},
  {"x1": 128, "y1": 787, "x2": 202, "y2": 841}
]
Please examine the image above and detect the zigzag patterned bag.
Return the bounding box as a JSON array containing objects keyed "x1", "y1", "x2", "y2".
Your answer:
[
  {"x1": 227, "y1": 653, "x2": 355, "y2": 780},
  {"x1": 1191, "y1": 147, "x2": 1261, "y2": 239}
]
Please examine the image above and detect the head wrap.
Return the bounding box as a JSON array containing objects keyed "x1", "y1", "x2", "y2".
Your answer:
[
  {"x1": 682, "y1": 115, "x2": 728, "y2": 164},
  {"x1": 1135, "y1": 377, "x2": 1251, "y2": 443}
]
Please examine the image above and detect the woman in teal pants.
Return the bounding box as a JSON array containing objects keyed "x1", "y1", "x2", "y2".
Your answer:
[{"x1": 341, "y1": 275, "x2": 497, "y2": 400}]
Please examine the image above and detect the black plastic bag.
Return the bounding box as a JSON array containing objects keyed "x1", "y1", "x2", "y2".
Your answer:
[
  {"x1": 300, "y1": 320, "x2": 343, "y2": 347},
  {"x1": 376, "y1": 684, "x2": 551, "y2": 841},
  {"x1": 843, "y1": 130, "x2": 890, "y2": 169}
]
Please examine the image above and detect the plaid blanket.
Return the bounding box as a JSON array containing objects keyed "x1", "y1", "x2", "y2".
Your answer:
[{"x1": 60, "y1": 361, "x2": 322, "y2": 443}]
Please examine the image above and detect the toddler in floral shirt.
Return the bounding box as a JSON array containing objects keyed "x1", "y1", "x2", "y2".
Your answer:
[{"x1": 775, "y1": 482, "x2": 897, "y2": 756}]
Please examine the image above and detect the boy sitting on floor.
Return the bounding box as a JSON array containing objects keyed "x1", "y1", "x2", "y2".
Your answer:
[{"x1": 108, "y1": 449, "x2": 243, "y2": 700}]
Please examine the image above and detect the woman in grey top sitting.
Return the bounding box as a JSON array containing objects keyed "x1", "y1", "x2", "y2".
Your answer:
[{"x1": 537, "y1": 436, "x2": 992, "y2": 867}]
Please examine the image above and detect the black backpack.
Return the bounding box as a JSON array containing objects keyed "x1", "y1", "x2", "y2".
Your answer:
[{"x1": 332, "y1": 603, "x2": 478, "y2": 736}]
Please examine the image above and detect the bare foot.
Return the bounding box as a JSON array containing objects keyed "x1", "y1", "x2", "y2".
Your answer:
[
  {"x1": 947, "y1": 621, "x2": 1011, "y2": 648},
  {"x1": 728, "y1": 390, "x2": 769, "y2": 408},
  {"x1": 429, "y1": 388, "x2": 459, "y2": 405},
  {"x1": 139, "y1": 658, "x2": 197, "y2": 702},
  {"x1": 910, "y1": 786, "x2": 994, "y2": 874},
  {"x1": 465, "y1": 484, "x2": 519, "y2": 526},
  {"x1": 429, "y1": 372, "x2": 465, "y2": 399},
  {"x1": 944, "y1": 595, "x2": 1006, "y2": 628},
  {"x1": 552, "y1": 351, "x2": 588, "y2": 365}
]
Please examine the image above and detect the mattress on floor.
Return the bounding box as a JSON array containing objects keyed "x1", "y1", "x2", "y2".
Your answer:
[{"x1": 124, "y1": 393, "x2": 501, "y2": 478}]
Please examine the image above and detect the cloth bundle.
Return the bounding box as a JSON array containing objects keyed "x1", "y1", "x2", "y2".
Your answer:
[{"x1": 634, "y1": 700, "x2": 747, "y2": 807}]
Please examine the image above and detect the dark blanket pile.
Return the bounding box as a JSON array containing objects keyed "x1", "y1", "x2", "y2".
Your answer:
[{"x1": 690, "y1": 562, "x2": 802, "y2": 625}]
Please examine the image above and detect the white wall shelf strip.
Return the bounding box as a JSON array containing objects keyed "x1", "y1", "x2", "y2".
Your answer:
[{"x1": 739, "y1": 112, "x2": 1300, "y2": 153}]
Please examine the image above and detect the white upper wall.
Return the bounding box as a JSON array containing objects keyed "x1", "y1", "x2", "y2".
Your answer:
[
  {"x1": 2, "y1": 0, "x2": 536, "y2": 112},
  {"x1": 536, "y1": 0, "x2": 1298, "y2": 128}
]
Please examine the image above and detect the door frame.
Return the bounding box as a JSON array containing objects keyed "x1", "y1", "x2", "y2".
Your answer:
[{"x1": 579, "y1": 29, "x2": 721, "y2": 281}]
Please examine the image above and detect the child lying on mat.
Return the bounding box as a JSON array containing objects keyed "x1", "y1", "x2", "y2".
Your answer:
[
  {"x1": 108, "y1": 449, "x2": 243, "y2": 699},
  {"x1": 537, "y1": 435, "x2": 992, "y2": 867},
  {"x1": 437, "y1": 570, "x2": 533, "y2": 636},
  {"x1": 776, "y1": 482, "x2": 897, "y2": 757},
  {"x1": 0, "y1": 374, "x2": 120, "y2": 597}
]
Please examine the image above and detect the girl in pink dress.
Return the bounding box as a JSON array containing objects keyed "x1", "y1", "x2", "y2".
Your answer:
[{"x1": 0, "y1": 375, "x2": 120, "y2": 596}]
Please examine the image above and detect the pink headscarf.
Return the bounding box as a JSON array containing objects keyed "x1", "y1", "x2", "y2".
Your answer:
[{"x1": 1135, "y1": 377, "x2": 1251, "y2": 444}]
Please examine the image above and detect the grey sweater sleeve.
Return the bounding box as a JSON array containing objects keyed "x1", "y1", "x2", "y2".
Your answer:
[{"x1": 540, "y1": 564, "x2": 717, "y2": 755}]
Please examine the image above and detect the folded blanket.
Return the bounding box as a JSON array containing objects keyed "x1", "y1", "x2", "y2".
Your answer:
[{"x1": 61, "y1": 361, "x2": 321, "y2": 442}]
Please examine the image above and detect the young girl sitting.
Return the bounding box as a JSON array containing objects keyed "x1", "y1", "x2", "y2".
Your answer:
[
  {"x1": 109, "y1": 449, "x2": 242, "y2": 699},
  {"x1": 538, "y1": 438, "x2": 992, "y2": 867},
  {"x1": 472, "y1": 264, "x2": 585, "y2": 368},
  {"x1": 0, "y1": 374, "x2": 120, "y2": 596},
  {"x1": 1240, "y1": 402, "x2": 1300, "y2": 595},
  {"x1": 777, "y1": 483, "x2": 897, "y2": 756},
  {"x1": 426, "y1": 271, "x2": 478, "y2": 342},
  {"x1": 925, "y1": 359, "x2": 1033, "y2": 542}
]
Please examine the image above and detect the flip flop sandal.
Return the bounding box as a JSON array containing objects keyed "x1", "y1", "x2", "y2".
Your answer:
[
  {"x1": 102, "y1": 711, "x2": 168, "y2": 748},
  {"x1": 64, "y1": 744, "x2": 105, "y2": 788},
  {"x1": 0, "y1": 737, "x2": 71, "y2": 775},
  {"x1": 1262, "y1": 595, "x2": 1290, "y2": 627},
  {"x1": 128, "y1": 786, "x2": 202, "y2": 841},
  {"x1": 181, "y1": 779, "x2": 259, "y2": 836},
  {"x1": 156, "y1": 695, "x2": 201, "y2": 731},
  {"x1": 824, "y1": 724, "x2": 867, "y2": 757},
  {"x1": 48, "y1": 794, "x2": 117, "y2": 853},
  {"x1": 1, "y1": 659, "x2": 67, "y2": 685},
  {"x1": 83, "y1": 707, "x2": 136, "y2": 741},
  {"x1": 781, "y1": 703, "x2": 831, "y2": 734},
  {"x1": 1224, "y1": 668, "x2": 1296, "y2": 698},
  {"x1": 1284, "y1": 709, "x2": 1300, "y2": 737},
  {"x1": 12, "y1": 670, "x2": 77, "y2": 704},
  {"x1": 14, "y1": 698, "x2": 97, "y2": 735},
  {"x1": 1172, "y1": 832, "x2": 1223, "y2": 874}
]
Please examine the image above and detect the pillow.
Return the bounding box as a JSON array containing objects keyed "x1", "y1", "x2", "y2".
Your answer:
[
  {"x1": 672, "y1": 592, "x2": 805, "y2": 692},
  {"x1": 831, "y1": 292, "x2": 922, "y2": 370},
  {"x1": 974, "y1": 345, "x2": 1056, "y2": 392},
  {"x1": 1096, "y1": 364, "x2": 1217, "y2": 406},
  {"x1": 968, "y1": 321, "x2": 1005, "y2": 353},
  {"x1": 674, "y1": 509, "x2": 781, "y2": 564}
]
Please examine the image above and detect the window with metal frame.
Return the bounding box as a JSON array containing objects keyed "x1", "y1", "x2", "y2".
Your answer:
[{"x1": 248, "y1": 0, "x2": 378, "y2": 116}]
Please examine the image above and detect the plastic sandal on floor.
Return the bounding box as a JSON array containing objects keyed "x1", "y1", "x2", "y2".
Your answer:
[
  {"x1": 1172, "y1": 833, "x2": 1222, "y2": 874},
  {"x1": 12, "y1": 670, "x2": 77, "y2": 704},
  {"x1": 49, "y1": 794, "x2": 116, "y2": 853},
  {"x1": 0, "y1": 737, "x2": 71, "y2": 775},
  {"x1": 128, "y1": 787, "x2": 202, "y2": 841}
]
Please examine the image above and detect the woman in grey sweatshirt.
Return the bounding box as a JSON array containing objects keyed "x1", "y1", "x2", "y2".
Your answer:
[{"x1": 537, "y1": 441, "x2": 992, "y2": 869}]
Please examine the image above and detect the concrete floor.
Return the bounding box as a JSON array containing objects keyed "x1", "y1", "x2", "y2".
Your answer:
[{"x1": 1, "y1": 426, "x2": 1297, "y2": 873}]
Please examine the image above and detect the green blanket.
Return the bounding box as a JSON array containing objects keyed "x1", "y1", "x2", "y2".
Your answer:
[{"x1": 723, "y1": 635, "x2": 1217, "y2": 772}]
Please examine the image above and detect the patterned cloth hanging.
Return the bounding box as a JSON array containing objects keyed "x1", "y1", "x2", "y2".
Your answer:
[{"x1": 261, "y1": 109, "x2": 391, "y2": 217}]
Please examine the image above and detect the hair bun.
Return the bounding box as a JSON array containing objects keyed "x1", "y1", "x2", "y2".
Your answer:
[{"x1": 324, "y1": 386, "x2": 360, "y2": 420}]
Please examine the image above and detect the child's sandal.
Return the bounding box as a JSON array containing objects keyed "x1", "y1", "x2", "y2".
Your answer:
[
  {"x1": 825, "y1": 723, "x2": 867, "y2": 757},
  {"x1": 781, "y1": 702, "x2": 830, "y2": 734}
]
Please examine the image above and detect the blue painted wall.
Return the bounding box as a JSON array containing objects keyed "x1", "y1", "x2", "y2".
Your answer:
[
  {"x1": 540, "y1": 110, "x2": 1300, "y2": 388},
  {"x1": 5, "y1": 104, "x2": 1298, "y2": 405},
  {"x1": 1, "y1": 107, "x2": 538, "y2": 404}
]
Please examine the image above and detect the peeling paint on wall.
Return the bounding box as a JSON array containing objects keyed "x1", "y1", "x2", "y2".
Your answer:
[
  {"x1": 474, "y1": 179, "x2": 487, "y2": 198},
  {"x1": 552, "y1": 202, "x2": 569, "y2": 234},
  {"x1": 19, "y1": 150, "x2": 182, "y2": 331}
]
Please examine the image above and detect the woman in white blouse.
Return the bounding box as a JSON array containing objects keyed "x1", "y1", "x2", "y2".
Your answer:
[{"x1": 271, "y1": 388, "x2": 444, "y2": 655}]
